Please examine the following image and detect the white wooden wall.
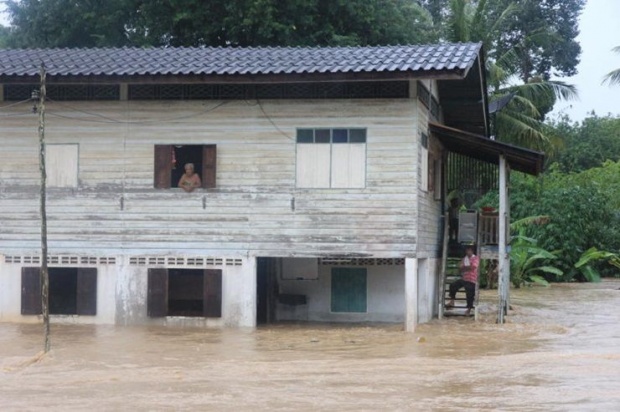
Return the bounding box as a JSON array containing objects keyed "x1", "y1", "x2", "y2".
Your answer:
[{"x1": 0, "y1": 96, "x2": 423, "y2": 258}]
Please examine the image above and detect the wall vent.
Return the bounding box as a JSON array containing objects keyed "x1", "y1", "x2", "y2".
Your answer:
[
  {"x1": 4, "y1": 255, "x2": 116, "y2": 266},
  {"x1": 319, "y1": 258, "x2": 405, "y2": 266}
]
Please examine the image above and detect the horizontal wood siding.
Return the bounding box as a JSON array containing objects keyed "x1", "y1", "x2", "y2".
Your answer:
[
  {"x1": 0, "y1": 98, "x2": 421, "y2": 257},
  {"x1": 416, "y1": 92, "x2": 443, "y2": 258}
]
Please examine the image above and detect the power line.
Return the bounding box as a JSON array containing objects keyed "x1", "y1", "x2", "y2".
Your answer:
[
  {"x1": 0, "y1": 98, "x2": 33, "y2": 111},
  {"x1": 45, "y1": 98, "x2": 230, "y2": 124}
]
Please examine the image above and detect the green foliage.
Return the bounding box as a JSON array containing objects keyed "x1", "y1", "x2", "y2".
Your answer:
[
  {"x1": 6, "y1": 0, "x2": 138, "y2": 47},
  {"x1": 508, "y1": 170, "x2": 620, "y2": 281},
  {"x1": 572, "y1": 247, "x2": 620, "y2": 283},
  {"x1": 5, "y1": 0, "x2": 437, "y2": 48},
  {"x1": 603, "y1": 46, "x2": 620, "y2": 86},
  {"x1": 509, "y1": 229, "x2": 560, "y2": 287},
  {"x1": 0, "y1": 25, "x2": 10, "y2": 48},
  {"x1": 439, "y1": 0, "x2": 577, "y2": 152},
  {"x1": 550, "y1": 114, "x2": 620, "y2": 173},
  {"x1": 493, "y1": 0, "x2": 585, "y2": 81},
  {"x1": 421, "y1": 0, "x2": 585, "y2": 81}
]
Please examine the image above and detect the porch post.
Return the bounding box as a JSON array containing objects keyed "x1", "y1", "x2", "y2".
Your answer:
[
  {"x1": 405, "y1": 257, "x2": 418, "y2": 332},
  {"x1": 497, "y1": 155, "x2": 510, "y2": 323}
]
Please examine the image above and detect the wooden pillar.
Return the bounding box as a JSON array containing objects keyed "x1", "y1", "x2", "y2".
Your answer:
[
  {"x1": 405, "y1": 257, "x2": 418, "y2": 332},
  {"x1": 497, "y1": 155, "x2": 510, "y2": 323}
]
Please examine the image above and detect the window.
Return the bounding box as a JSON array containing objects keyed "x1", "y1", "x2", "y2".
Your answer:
[
  {"x1": 296, "y1": 128, "x2": 366, "y2": 188},
  {"x1": 46, "y1": 144, "x2": 79, "y2": 188},
  {"x1": 21, "y1": 267, "x2": 97, "y2": 315},
  {"x1": 147, "y1": 268, "x2": 222, "y2": 318},
  {"x1": 154, "y1": 145, "x2": 216, "y2": 189},
  {"x1": 331, "y1": 268, "x2": 367, "y2": 313},
  {"x1": 420, "y1": 133, "x2": 429, "y2": 192}
]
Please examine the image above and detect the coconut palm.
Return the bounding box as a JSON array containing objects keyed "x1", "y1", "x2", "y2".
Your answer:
[
  {"x1": 603, "y1": 46, "x2": 620, "y2": 86},
  {"x1": 444, "y1": 0, "x2": 578, "y2": 153}
]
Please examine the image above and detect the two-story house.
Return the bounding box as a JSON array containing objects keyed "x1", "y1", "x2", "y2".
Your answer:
[{"x1": 0, "y1": 43, "x2": 543, "y2": 330}]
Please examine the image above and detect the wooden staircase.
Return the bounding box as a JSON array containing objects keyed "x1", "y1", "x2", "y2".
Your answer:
[
  {"x1": 441, "y1": 257, "x2": 474, "y2": 317},
  {"x1": 438, "y1": 212, "x2": 480, "y2": 319}
]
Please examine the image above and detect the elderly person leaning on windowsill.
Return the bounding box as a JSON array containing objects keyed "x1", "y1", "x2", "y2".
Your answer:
[
  {"x1": 178, "y1": 163, "x2": 202, "y2": 192},
  {"x1": 445, "y1": 244, "x2": 479, "y2": 316}
]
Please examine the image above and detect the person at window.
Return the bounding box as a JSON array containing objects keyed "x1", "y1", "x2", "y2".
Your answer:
[
  {"x1": 445, "y1": 244, "x2": 479, "y2": 316},
  {"x1": 178, "y1": 163, "x2": 202, "y2": 192}
]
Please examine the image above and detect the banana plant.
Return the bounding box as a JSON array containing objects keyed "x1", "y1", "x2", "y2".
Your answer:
[
  {"x1": 509, "y1": 226, "x2": 563, "y2": 288},
  {"x1": 573, "y1": 247, "x2": 620, "y2": 283}
]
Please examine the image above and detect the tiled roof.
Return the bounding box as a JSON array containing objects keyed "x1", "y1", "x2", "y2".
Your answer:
[{"x1": 0, "y1": 43, "x2": 482, "y2": 78}]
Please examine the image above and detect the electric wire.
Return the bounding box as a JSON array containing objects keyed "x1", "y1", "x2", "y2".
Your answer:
[
  {"x1": 44, "y1": 98, "x2": 230, "y2": 125},
  {"x1": 256, "y1": 98, "x2": 294, "y2": 141},
  {"x1": 0, "y1": 98, "x2": 34, "y2": 111}
]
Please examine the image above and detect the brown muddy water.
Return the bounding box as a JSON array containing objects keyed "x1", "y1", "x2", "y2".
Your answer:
[{"x1": 2, "y1": 281, "x2": 620, "y2": 411}]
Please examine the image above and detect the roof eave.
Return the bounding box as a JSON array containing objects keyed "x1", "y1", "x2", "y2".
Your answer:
[
  {"x1": 429, "y1": 122, "x2": 544, "y2": 176},
  {"x1": 0, "y1": 68, "x2": 470, "y2": 85}
]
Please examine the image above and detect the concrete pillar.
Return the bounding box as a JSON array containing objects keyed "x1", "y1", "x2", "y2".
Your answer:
[
  {"x1": 497, "y1": 155, "x2": 509, "y2": 323},
  {"x1": 405, "y1": 257, "x2": 418, "y2": 332},
  {"x1": 230, "y1": 256, "x2": 257, "y2": 328}
]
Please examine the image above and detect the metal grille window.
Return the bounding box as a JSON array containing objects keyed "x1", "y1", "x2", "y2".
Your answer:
[
  {"x1": 128, "y1": 81, "x2": 409, "y2": 100},
  {"x1": 296, "y1": 128, "x2": 367, "y2": 189},
  {"x1": 3, "y1": 84, "x2": 119, "y2": 101}
]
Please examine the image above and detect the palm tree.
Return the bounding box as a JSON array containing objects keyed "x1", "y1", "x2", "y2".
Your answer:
[
  {"x1": 603, "y1": 46, "x2": 620, "y2": 86},
  {"x1": 444, "y1": 0, "x2": 577, "y2": 153}
]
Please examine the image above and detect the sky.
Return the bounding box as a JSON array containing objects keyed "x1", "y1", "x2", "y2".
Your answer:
[
  {"x1": 550, "y1": 0, "x2": 620, "y2": 122},
  {"x1": 0, "y1": 0, "x2": 618, "y2": 123}
]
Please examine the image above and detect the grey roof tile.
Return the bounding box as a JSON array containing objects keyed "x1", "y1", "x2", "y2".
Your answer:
[{"x1": 0, "y1": 43, "x2": 481, "y2": 78}]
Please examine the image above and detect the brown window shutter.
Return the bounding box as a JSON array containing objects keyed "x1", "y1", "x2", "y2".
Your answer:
[
  {"x1": 154, "y1": 145, "x2": 172, "y2": 188},
  {"x1": 202, "y1": 144, "x2": 217, "y2": 188},
  {"x1": 76, "y1": 268, "x2": 97, "y2": 315},
  {"x1": 204, "y1": 269, "x2": 222, "y2": 318},
  {"x1": 21, "y1": 267, "x2": 42, "y2": 315},
  {"x1": 147, "y1": 268, "x2": 168, "y2": 317}
]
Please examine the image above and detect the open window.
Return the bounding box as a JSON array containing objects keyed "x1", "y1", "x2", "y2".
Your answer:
[
  {"x1": 154, "y1": 144, "x2": 216, "y2": 189},
  {"x1": 21, "y1": 267, "x2": 97, "y2": 315},
  {"x1": 147, "y1": 268, "x2": 222, "y2": 318}
]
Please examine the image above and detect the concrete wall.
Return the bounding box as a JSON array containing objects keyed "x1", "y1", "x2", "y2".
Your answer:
[
  {"x1": 0, "y1": 255, "x2": 256, "y2": 328},
  {"x1": 276, "y1": 262, "x2": 405, "y2": 323}
]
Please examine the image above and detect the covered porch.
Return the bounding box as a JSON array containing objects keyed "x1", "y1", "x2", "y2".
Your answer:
[{"x1": 430, "y1": 122, "x2": 544, "y2": 323}]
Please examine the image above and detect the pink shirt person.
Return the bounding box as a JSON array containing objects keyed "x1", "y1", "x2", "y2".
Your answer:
[{"x1": 460, "y1": 252, "x2": 480, "y2": 284}]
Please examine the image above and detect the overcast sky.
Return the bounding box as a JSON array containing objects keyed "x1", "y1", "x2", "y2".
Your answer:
[
  {"x1": 551, "y1": 0, "x2": 620, "y2": 122},
  {"x1": 1, "y1": 1, "x2": 618, "y2": 122}
]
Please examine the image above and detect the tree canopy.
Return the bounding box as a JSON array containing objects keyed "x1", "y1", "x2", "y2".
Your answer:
[
  {"x1": 4, "y1": 0, "x2": 437, "y2": 48},
  {"x1": 550, "y1": 114, "x2": 620, "y2": 173},
  {"x1": 421, "y1": 0, "x2": 585, "y2": 82}
]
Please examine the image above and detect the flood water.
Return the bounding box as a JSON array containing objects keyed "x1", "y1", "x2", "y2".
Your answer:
[{"x1": 1, "y1": 281, "x2": 619, "y2": 411}]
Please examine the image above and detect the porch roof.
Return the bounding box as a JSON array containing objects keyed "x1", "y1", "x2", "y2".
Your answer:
[{"x1": 429, "y1": 122, "x2": 544, "y2": 176}]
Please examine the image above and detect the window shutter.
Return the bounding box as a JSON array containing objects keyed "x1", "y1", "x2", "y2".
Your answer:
[
  {"x1": 76, "y1": 268, "x2": 97, "y2": 315},
  {"x1": 154, "y1": 145, "x2": 172, "y2": 188},
  {"x1": 204, "y1": 269, "x2": 222, "y2": 318},
  {"x1": 202, "y1": 144, "x2": 217, "y2": 188},
  {"x1": 21, "y1": 267, "x2": 42, "y2": 315},
  {"x1": 147, "y1": 269, "x2": 168, "y2": 317}
]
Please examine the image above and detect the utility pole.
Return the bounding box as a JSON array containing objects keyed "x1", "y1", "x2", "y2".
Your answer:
[{"x1": 38, "y1": 62, "x2": 50, "y2": 352}]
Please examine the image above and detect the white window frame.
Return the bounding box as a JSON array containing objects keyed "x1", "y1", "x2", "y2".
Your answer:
[{"x1": 296, "y1": 128, "x2": 367, "y2": 189}]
